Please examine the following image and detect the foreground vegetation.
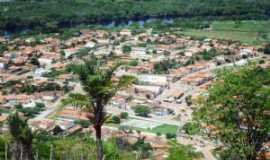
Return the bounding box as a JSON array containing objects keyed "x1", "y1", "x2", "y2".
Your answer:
[
  {"x1": 0, "y1": 118, "x2": 199, "y2": 160},
  {"x1": 62, "y1": 56, "x2": 135, "y2": 160},
  {"x1": 195, "y1": 64, "x2": 270, "y2": 160}
]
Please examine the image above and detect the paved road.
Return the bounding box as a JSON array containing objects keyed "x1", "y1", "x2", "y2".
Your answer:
[{"x1": 34, "y1": 82, "x2": 81, "y2": 119}]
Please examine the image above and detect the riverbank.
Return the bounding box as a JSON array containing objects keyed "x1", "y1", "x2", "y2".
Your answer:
[{"x1": 1, "y1": 0, "x2": 270, "y2": 35}]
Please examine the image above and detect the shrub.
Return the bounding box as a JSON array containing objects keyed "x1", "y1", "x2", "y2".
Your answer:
[
  {"x1": 166, "y1": 133, "x2": 176, "y2": 139},
  {"x1": 185, "y1": 95, "x2": 192, "y2": 106},
  {"x1": 259, "y1": 59, "x2": 265, "y2": 64},
  {"x1": 30, "y1": 56, "x2": 40, "y2": 66},
  {"x1": 132, "y1": 138, "x2": 153, "y2": 158},
  {"x1": 128, "y1": 60, "x2": 138, "y2": 66},
  {"x1": 35, "y1": 102, "x2": 45, "y2": 109},
  {"x1": 120, "y1": 112, "x2": 129, "y2": 119},
  {"x1": 263, "y1": 44, "x2": 270, "y2": 55},
  {"x1": 111, "y1": 115, "x2": 121, "y2": 124},
  {"x1": 122, "y1": 45, "x2": 132, "y2": 54},
  {"x1": 74, "y1": 120, "x2": 91, "y2": 128}
]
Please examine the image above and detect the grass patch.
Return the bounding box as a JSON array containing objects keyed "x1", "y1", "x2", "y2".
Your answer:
[
  {"x1": 106, "y1": 121, "x2": 179, "y2": 135},
  {"x1": 0, "y1": 108, "x2": 10, "y2": 114},
  {"x1": 151, "y1": 124, "x2": 178, "y2": 135},
  {"x1": 211, "y1": 20, "x2": 270, "y2": 32},
  {"x1": 177, "y1": 20, "x2": 270, "y2": 46},
  {"x1": 131, "y1": 124, "x2": 179, "y2": 135}
]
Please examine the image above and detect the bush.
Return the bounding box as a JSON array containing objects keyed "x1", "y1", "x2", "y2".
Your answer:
[
  {"x1": 166, "y1": 133, "x2": 176, "y2": 139},
  {"x1": 35, "y1": 102, "x2": 45, "y2": 109},
  {"x1": 122, "y1": 45, "x2": 132, "y2": 54},
  {"x1": 111, "y1": 115, "x2": 121, "y2": 124},
  {"x1": 120, "y1": 112, "x2": 129, "y2": 119},
  {"x1": 30, "y1": 56, "x2": 40, "y2": 66},
  {"x1": 134, "y1": 105, "x2": 151, "y2": 117},
  {"x1": 259, "y1": 59, "x2": 265, "y2": 64},
  {"x1": 263, "y1": 44, "x2": 270, "y2": 55},
  {"x1": 128, "y1": 60, "x2": 138, "y2": 66},
  {"x1": 154, "y1": 60, "x2": 182, "y2": 74},
  {"x1": 200, "y1": 49, "x2": 218, "y2": 60},
  {"x1": 132, "y1": 138, "x2": 153, "y2": 158},
  {"x1": 74, "y1": 120, "x2": 91, "y2": 128},
  {"x1": 185, "y1": 95, "x2": 192, "y2": 106},
  {"x1": 167, "y1": 143, "x2": 202, "y2": 160},
  {"x1": 0, "y1": 44, "x2": 7, "y2": 55}
]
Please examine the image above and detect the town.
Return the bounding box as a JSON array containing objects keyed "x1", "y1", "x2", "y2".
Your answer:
[{"x1": 0, "y1": 28, "x2": 269, "y2": 160}]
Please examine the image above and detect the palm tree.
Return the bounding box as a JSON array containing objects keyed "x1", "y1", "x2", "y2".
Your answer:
[
  {"x1": 8, "y1": 111, "x2": 34, "y2": 160},
  {"x1": 63, "y1": 56, "x2": 135, "y2": 160}
]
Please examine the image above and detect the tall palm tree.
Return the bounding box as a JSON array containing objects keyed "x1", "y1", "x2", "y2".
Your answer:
[
  {"x1": 8, "y1": 111, "x2": 34, "y2": 160},
  {"x1": 63, "y1": 56, "x2": 135, "y2": 160}
]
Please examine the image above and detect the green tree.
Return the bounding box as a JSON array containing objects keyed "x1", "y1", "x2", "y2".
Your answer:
[
  {"x1": 167, "y1": 141, "x2": 201, "y2": 160},
  {"x1": 132, "y1": 137, "x2": 152, "y2": 159},
  {"x1": 128, "y1": 60, "x2": 138, "y2": 66},
  {"x1": 263, "y1": 43, "x2": 270, "y2": 55},
  {"x1": 0, "y1": 43, "x2": 7, "y2": 55},
  {"x1": 8, "y1": 112, "x2": 34, "y2": 160},
  {"x1": 111, "y1": 115, "x2": 121, "y2": 124},
  {"x1": 185, "y1": 95, "x2": 192, "y2": 106},
  {"x1": 62, "y1": 56, "x2": 135, "y2": 160},
  {"x1": 200, "y1": 49, "x2": 219, "y2": 60},
  {"x1": 182, "y1": 122, "x2": 200, "y2": 135},
  {"x1": 195, "y1": 64, "x2": 270, "y2": 160},
  {"x1": 30, "y1": 56, "x2": 40, "y2": 66},
  {"x1": 122, "y1": 45, "x2": 132, "y2": 54},
  {"x1": 134, "y1": 105, "x2": 151, "y2": 117},
  {"x1": 165, "y1": 133, "x2": 176, "y2": 139}
]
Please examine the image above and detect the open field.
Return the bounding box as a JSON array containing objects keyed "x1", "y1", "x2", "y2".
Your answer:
[
  {"x1": 151, "y1": 124, "x2": 179, "y2": 135},
  {"x1": 107, "y1": 118, "x2": 179, "y2": 135},
  {"x1": 177, "y1": 21, "x2": 270, "y2": 46}
]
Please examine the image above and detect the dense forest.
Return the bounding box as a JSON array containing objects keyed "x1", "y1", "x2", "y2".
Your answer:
[{"x1": 0, "y1": 0, "x2": 270, "y2": 33}]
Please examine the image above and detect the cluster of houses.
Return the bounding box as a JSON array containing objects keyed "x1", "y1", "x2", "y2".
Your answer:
[{"x1": 0, "y1": 27, "x2": 266, "y2": 148}]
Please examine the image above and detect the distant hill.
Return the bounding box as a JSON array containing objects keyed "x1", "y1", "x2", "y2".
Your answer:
[{"x1": 0, "y1": 0, "x2": 270, "y2": 33}]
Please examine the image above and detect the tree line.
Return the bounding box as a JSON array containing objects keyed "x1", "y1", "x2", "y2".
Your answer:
[{"x1": 1, "y1": 0, "x2": 270, "y2": 33}]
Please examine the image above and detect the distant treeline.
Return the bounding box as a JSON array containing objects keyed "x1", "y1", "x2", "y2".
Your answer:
[{"x1": 0, "y1": 0, "x2": 270, "y2": 33}]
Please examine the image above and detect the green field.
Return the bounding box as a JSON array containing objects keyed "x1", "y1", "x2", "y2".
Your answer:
[
  {"x1": 132, "y1": 124, "x2": 179, "y2": 135},
  {"x1": 106, "y1": 122, "x2": 179, "y2": 135},
  {"x1": 177, "y1": 21, "x2": 270, "y2": 46},
  {"x1": 151, "y1": 124, "x2": 179, "y2": 134}
]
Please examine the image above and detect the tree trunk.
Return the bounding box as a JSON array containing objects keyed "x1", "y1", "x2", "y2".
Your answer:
[
  {"x1": 95, "y1": 124, "x2": 104, "y2": 160},
  {"x1": 10, "y1": 142, "x2": 33, "y2": 160}
]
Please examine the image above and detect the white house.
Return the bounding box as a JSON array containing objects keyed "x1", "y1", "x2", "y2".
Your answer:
[
  {"x1": 240, "y1": 48, "x2": 253, "y2": 57},
  {"x1": 137, "y1": 74, "x2": 168, "y2": 86},
  {"x1": 38, "y1": 58, "x2": 53, "y2": 67},
  {"x1": 34, "y1": 68, "x2": 50, "y2": 77},
  {"x1": 131, "y1": 52, "x2": 152, "y2": 60},
  {"x1": 85, "y1": 41, "x2": 96, "y2": 48},
  {"x1": 0, "y1": 63, "x2": 6, "y2": 70},
  {"x1": 22, "y1": 101, "x2": 36, "y2": 108},
  {"x1": 120, "y1": 29, "x2": 132, "y2": 36}
]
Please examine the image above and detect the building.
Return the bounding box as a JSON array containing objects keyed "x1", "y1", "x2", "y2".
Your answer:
[
  {"x1": 134, "y1": 85, "x2": 163, "y2": 99},
  {"x1": 137, "y1": 74, "x2": 168, "y2": 86}
]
